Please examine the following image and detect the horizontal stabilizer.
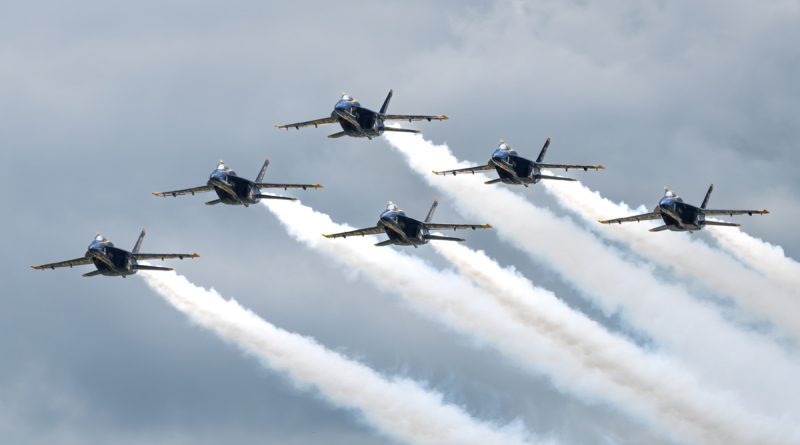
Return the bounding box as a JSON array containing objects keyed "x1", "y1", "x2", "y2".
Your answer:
[
  {"x1": 538, "y1": 175, "x2": 577, "y2": 181},
  {"x1": 256, "y1": 194, "x2": 296, "y2": 201},
  {"x1": 425, "y1": 235, "x2": 465, "y2": 242},
  {"x1": 205, "y1": 199, "x2": 222, "y2": 205},
  {"x1": 134, "y1": 265, "x2": 174, "y2": 272},
  {"x1": 382, "y1": 127, "x2": 421, "y2": 134},
  {"x1": 649, "y1": 225, "x2": 670, "y2": 232},
  {"x1": 374, "y1": 239, "x2": 395, "y2": 247},
  {"x1": 82, "y1": 270, "x2": 102, "y2": 277},
  {"x1": 704, "y1": 221, "x2": 741, "y2": 228},
  {"x1": 484, "y1": 178, "x2": 503, "y2": 184},
  {"x1": 328, "y1": 131, "x2": 347, "y2": 138}
]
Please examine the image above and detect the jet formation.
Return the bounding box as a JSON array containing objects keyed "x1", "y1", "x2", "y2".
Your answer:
[{"x1": 33, "y1": 88, "x2": 771, "y2": 277}]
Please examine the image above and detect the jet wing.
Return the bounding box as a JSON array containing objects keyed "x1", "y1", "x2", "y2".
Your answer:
[
  {"x1": 275, "y1": 116, "x2": 337, "y2": 130},
  {"x1": 323, "y1": 226, "x2": 384, "y2": 239},
  {"x1": 32, "y1": 256, "x2": 92, "y2": 270},
  {"x1": 599, "y1": 212, "x2": 662, "y2": 224},
  {"x1": 700, "y1": 209, "x2": 769, "y2": 216},
  {"x1": 432, "y1": 164, "x2": 494, "y2": 176},
  {"x1": 538, "y1": 163, "x2": 605, "y2": 171},
  {"x1": 381, "y1": 114, "x2": 448, "y2": 122},
  {"x1": 133, "y1": 253, "x2": 200, "y2": 260},
  {"x1": 152, "y1": 186, "x2": 213, "y2": 197},
  {"x1": 425, "y1": 223, "x2": 492, "y2": 231},
  {"x1": 255, "y1": 183, "x2": 324, "y2": 190}
]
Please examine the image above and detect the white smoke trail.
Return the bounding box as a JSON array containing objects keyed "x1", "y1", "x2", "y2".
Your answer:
[
  {"x1": 707, "y1": 224, "x2": 800, "y2": 298},
  {"x1": 262, "y1": 199, "x2": 792, "y2": 445},
  {"x1": 429, "y1": 240, "x2": 800, "y2": 444},
  {"x1": 382, "y1": 130, "x2": 800, "y2": 419},
  {"x1": 138, "y1": 269, "x2": 536, "y2": 445},
  {"x1": 538, "y1": 177, "x2": 800, "y2": 339}
]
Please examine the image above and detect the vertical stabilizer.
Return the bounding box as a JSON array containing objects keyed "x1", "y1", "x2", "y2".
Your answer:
[
  {"x1": 535, "y1": 137, "x2": 551, "y2": 163},
  {"x1": 380, "y1": 89, "x2": 393, "y2": 114},
  {"x1": 133, "y1": 229, "x2": 146, "y2": 254},
  {"x1": 701, "y1": 184, "x2": 714, "y2": 209},
  {"x1": 256, "y1": 159, "x2": 270, "y2": 183},
  {"x1": 425, "y1": 200, "x2": 439, "y2": 223}
]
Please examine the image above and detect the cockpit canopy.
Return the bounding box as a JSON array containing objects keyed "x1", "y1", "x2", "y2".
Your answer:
[
  {"x1": 498, "y1": 138, "x2": 511, "y2": 151},
  {"x1": 95, "y1": 233, "x2": 105, "y2": 242},
  {"x1": 386, "y1": 201, "x2": 399, "y2": 212},
  {"x1": 662, "y1": 189, "x2": 683, "y2": 203}
]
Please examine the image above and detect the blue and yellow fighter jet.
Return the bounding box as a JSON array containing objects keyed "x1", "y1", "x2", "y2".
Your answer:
[
  {"x1": 153, "y1": 159, "x2": 322, "y2": 207},
  {"x1": 31, "y1": 230, "x2": 199, "y2": 277},
  {"x1": 323, "y1": 200, "x2": 491, "y2": 247},
  {"x1": 599, "y1": 184, "x2": 769, "y2": 232},
  {"x1": 275, "y1": 90, "x2": 448, "y2": 139},
  {"x1": 433, "y1": 137, "x2": 604, "y2": 186}
]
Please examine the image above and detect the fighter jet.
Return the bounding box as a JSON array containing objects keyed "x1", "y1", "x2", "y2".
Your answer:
[
  {"x1": 153, "y1": 159, "x2": 322, "y2": 206},
  {"x1": 275, "y1": 90, "x2": 448, "y2": 139},
  {"x1": 599, "y1": 184, "x2": 769, "y2": 232},
  {"x1": 31, "y1": 230, "x2": 199, "y2": 277},
  {"x1": 433, "y1": 138, "x2": 604, "y2": 186},
  {"x1": 323, "y1": 200, "x2": 491, "y2": 247}
]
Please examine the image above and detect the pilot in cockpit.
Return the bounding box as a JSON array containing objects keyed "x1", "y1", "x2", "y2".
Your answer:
[
  {"x1": 664, "y1": 189, "x2": 676, "y2": 198},
  {"x1": 217, "y1": 160, "x2": 229, "y2": 171},
  {"x1": 498, "y1": 138, "x2": 512, "y2": 151},
  {"x1": 95, "y1": 233, "x2": 105, "y2": 242},
  {"x1": 386, "y1": 201, "x2": 399, "y2": 212}
]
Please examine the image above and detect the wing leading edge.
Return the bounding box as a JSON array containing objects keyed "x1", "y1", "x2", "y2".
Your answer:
[
  {"x1": 255, "y1": 183, "x2": 324, "y2": 190},
  {"x1": 701, "y1": 209, "x2": 769, "y2": 217},
  {"x1": 31, "y1": 257, "x2": 93, "y2": 270},
  {"x1": 425, "y1": 223, "x2": 492, "y2": 231},
  {"x1": 381, "y1": 114, "x2": 448, "y2": 122},
  {"x1": 323, "y1": 226, "x2": 384, "y2": 239},
  {"x1": 538, "y1": 163, "x2": 605, "y2": 171},
  {"x1": 153, "y1": 186, "x2": 213, "y2": 197},
  {"x1": 433, "y1": 164, "x2": 494, "y2": 176},
  {"x1": 275, "y1": 116, "x2": 338, "y2": 130},
  {"x1": 133, "y1": 253, "x2": 200, "y2": 260},
  {"x1": 599, "y1": 212, "x2": 662, "y2": 225}
]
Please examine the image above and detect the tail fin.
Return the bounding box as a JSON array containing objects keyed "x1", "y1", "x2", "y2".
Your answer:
[
  {"x1": 701, "y1": 183, "x2": 714, "y2": 209},
  {"x1": 132, "y1": 229, "x2": 146, "y2": 254},
  {"x1": 424, "y1": 200, "x2": 438, "y2": 223},
  {"x1": 535, "y1": 137, "x2": 551, "y2": 163},
  {"x1": 255, "y1": 159, "x2": 270, "y2": 183},
  {"x1": 380, "y1": 89, "x2": 393, "y2": 114}
]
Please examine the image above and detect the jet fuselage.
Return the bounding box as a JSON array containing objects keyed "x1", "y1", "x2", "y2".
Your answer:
[
  {"x1": 332, "y1": 99, "x2": 385, "y2": 138},
  {"x1": 86, "y1": 239, "x2": 137, "y2": 276},
  {"x1": 656, "y1": 196, "x2": 705, "y2": 231},
  {"x1": 490, "y1": 149, "x2": 541, "y2": 185},
  {"x1": 377, "y1": 209, "x2": 429, "y2": 246},
  {"x1": 207, "y1": 169, "x2": 259, "y2": 205}
]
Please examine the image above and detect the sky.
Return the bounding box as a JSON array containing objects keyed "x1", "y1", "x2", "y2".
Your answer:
[{"x1": 2, "y1": 1, "x2": 799, "y2": 444}]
